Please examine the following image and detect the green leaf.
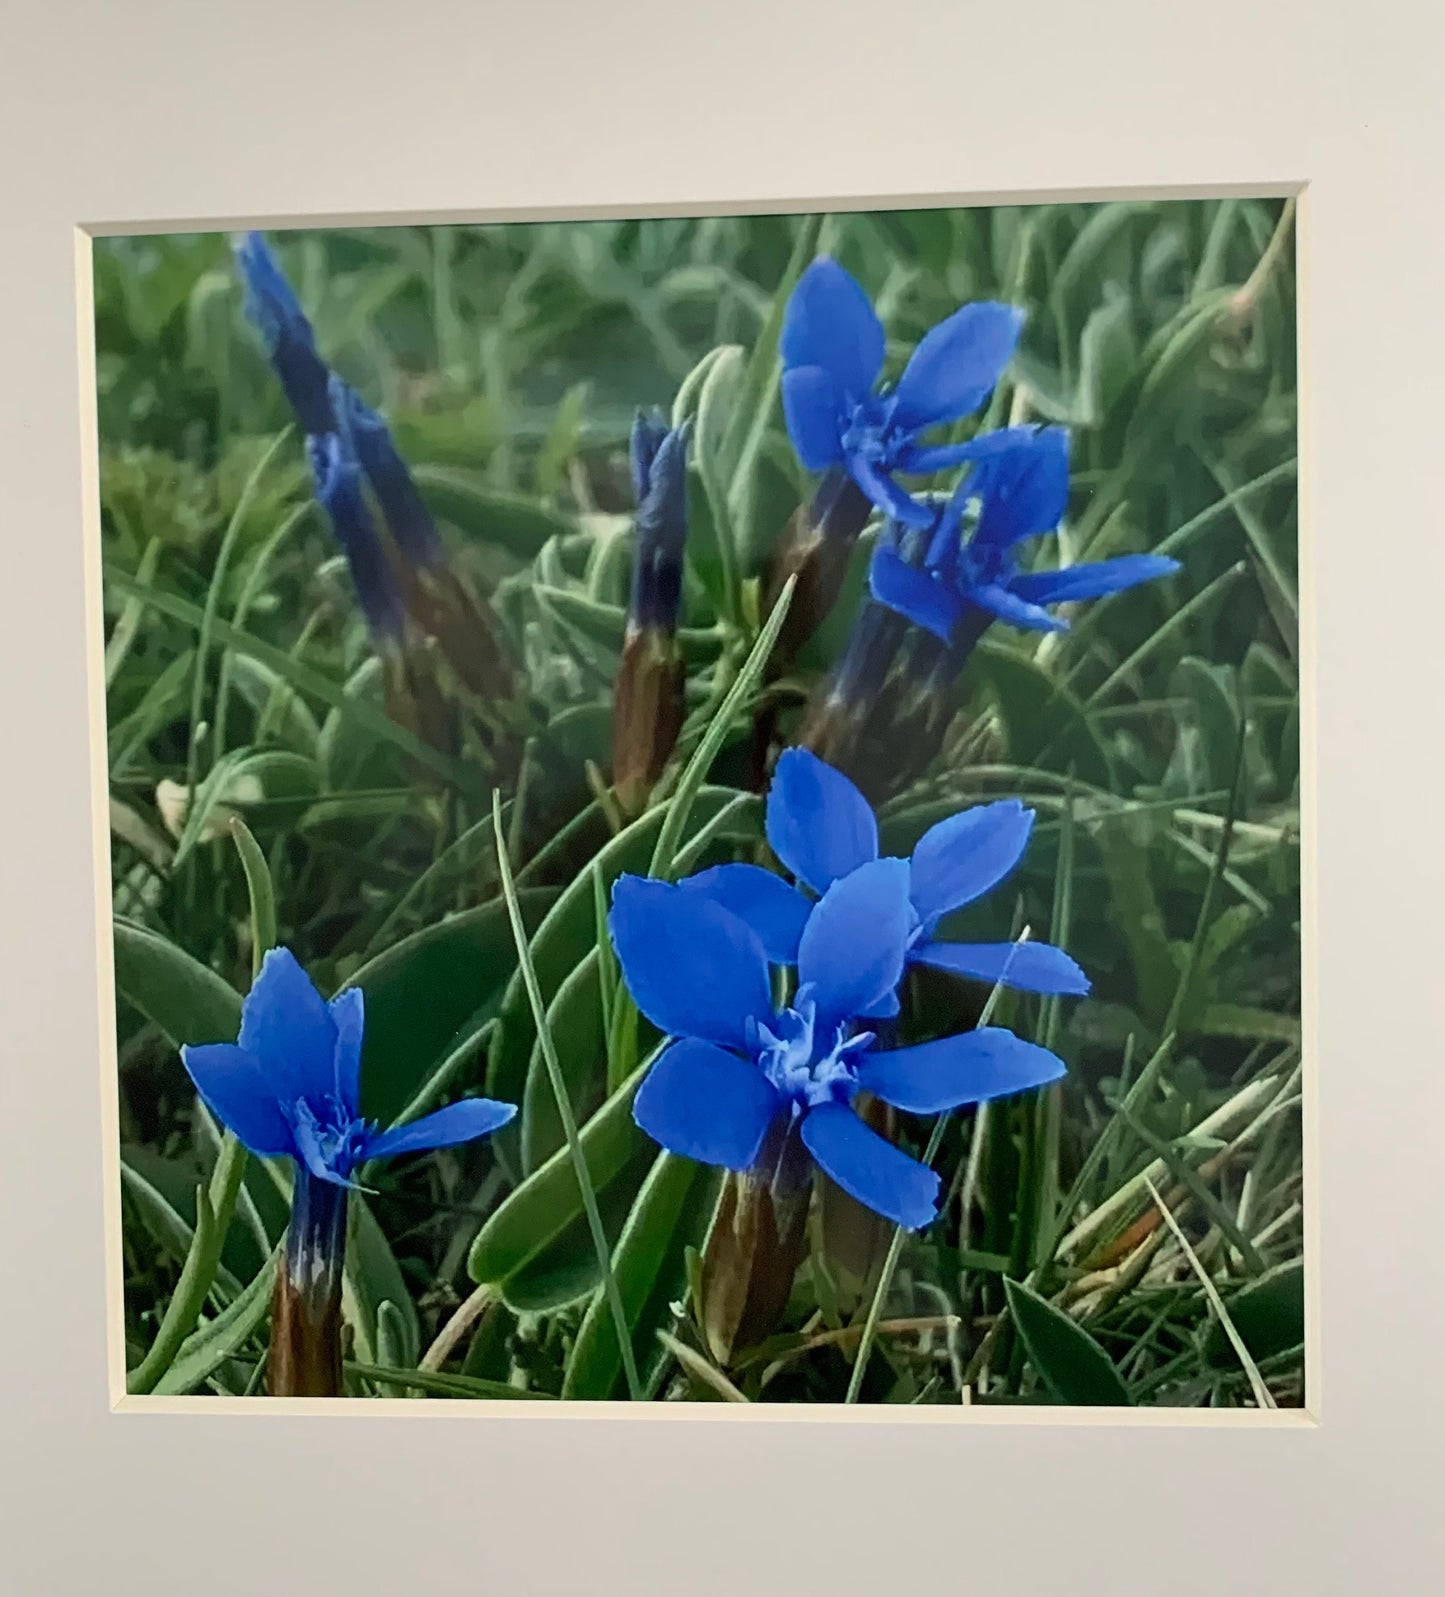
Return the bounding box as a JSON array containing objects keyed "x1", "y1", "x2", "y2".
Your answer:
[
  {"x1": 1197, "y1": 1004, "x2": 1302, "y2": 1045},
  {"x1": 169, "y1": 748, "x2": 318, "y2": 870},
  {"x1": 672, "y1": 344, "x2": 735, "y2": 428},
  {"x1": 564, "y1": 1152, "x2": 722, "y2": 1399},
  {"x1": 498, "y1": 1151, "x2": 656, "y2": 1313},
  {"x1": 113, "y1": 918, "x2": 241, "y2": 1045},
  {"x1": 485, "y1": 790, "x2": 737, "y2": 1115},
  {"x1": 119, "y1": 1156, "x2": 241, "y2": 1300},
  {"x1": 345, "y1": 1362, "x2": 551, "y2": 1400},
  {"x1": 108, "y1": 648, "x2": 196, "y2": 769},
  {"x1": 154, "y1": 1247, "x2": 279, "y2": 1396},
  {"x1": 690, "y1": 343, "x2": 745, "y2": 618},
  {"x1": 520, "y1": 950, "x2": 606, "y2": 1174},
  {"x1": 972, "y1": 641, "x2": 1113, "y2": 787},
  {"x1": 469, "y1": 1058, "x2": 651, "y2": 1290},
  {"x1": 1092, "y1": 824, "x2": 1177, "y2": 1029},
  {"x1": 1051, "y1": 201, "x2": 1157, "y2": 313},
  {"x1": 343, "y1": 1194, "x2": 419, "y2": 1368},
  {"x1": 411, "y1": 463, "x2": 576, "y2": 560},
  {"x1": 1203, "y1": 1259, "x2": 1305, "y2": 1368},
  {"x1": 1171, "y1": 657, "x2": 1241, "y2": 791},
  {"x1": 532, "y1": 584, "x2": 723, "y2": 665},
  {"x1": 226, "y1": 654, "x2": 321, "y2": 753},
  {"x1": 345, "y1": 892, "x2": 550, "y2": 1125},
  {"x1": 1003, "y1": 1276, "x2": 1133, "y2": 1406},
  {"x1": 535, "y1": 381, "x2": 591, "y2": 499},
  {"x1": 1076, "y1": 294, "x2": 1138, "y2": 426}
]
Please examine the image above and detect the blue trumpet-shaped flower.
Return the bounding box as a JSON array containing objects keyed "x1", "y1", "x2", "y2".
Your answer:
[
  {"x1": 690, "y1": 748, "x2": 1091, "y2": 1003},
  {"x1": 612, "y1": 861, "x2": 1065, "y2": 1229},
  {"x1": 781, "y1": 257, "x2": 1023, "y2": 529},
  {"x1": 181, "y1": 947, "x2": 516, "y2": 1187},
  {"x1": 869, "y1": 425, "x2": 1179, "y2": 645}
]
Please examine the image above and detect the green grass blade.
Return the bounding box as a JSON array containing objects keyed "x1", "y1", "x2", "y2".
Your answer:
[{"x1": 491, "y1": 792, "x2": 642, "y2": 1400}]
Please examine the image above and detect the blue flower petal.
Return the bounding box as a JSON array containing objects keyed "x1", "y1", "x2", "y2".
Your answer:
[
  {"x1": 800, "y1": 1103, "x2": 939, "y2": 1229},
  {"x1": 633, "y1": 1036, "x2": 783, "y2": 1169},
  {"x1": 911, "y1": 939, "x2": 1091, "y2": 996},
  {"x1": 970, "y1": 582, "x2": 1069, "y2": 633},
  {"x1": 781, "y1": 366, "x2": 846, "y2": 473},
  {"x1": 780, "y1": 258, "x2": 885, "y2": 400},
  {"x1": 891, "y1": 302, "x2": 1024, "y2": 433},
  {"x1": 766, "y1": 747, "x2": 878, "y2": 894},
  {"x1": 180, "y1": 1043, "x2": 296, "y2": 1158},
  {"x1": 291, "y1": 1111, "x2": 357, "y2": 1188},
  {"x1": 974, "y1": 426, "x2": 1071, "y2": 548},
  {"x1": 868, "y1": 544, "x2": 964, "y2": 643},
  {"x1": 909, "y1": 799, "x2": 1035, "y2": 930},
  {"x1": 609, "y1": 875, "x2": 773, "y2": 1050},
  {"x1": 362, "y1": 1097, "x2": 516, "y2": 1162},
  {"x1": 858, "y1": 987, "x2": 902, "y2": 1021},
  {"x1": 629, "y1": 408, "x2": 670, "y2": 505},
  {"x1": 848, "y1": 453, "x2": 933, "y2": 527},
  {"x1": 679, "y1": 864, "x2": 811, "y2": 964},
  {"x1": 799, "y1": 857, "x2": 912, "y2": 1033},
  {"x1": 328, "y1": 987, "x2": 366, "y2": 1118},
  {"x1": 1011, "y1": 553, "x2": 1181, "y2": 606},
  {"x1": 237, "y1": 947, "x2": 339, "y2": 1111},
  {"x1": 856, "y1": 1025, "x2": 1066, "y2": 1114}
]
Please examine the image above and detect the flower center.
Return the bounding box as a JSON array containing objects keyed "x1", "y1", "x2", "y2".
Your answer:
[
  {"x1": 753, "y1": 994, "x2": 874, "y2": 1110},
  {"x1": 958, "y1": 533, "x2": 1011, "y2": 590},
  {"x1": 839, "y1": 397, "x2": 902, "y2": 466},
  {"x1": 289, "y1": 1096, "x2": 370, "y2": 1180}
]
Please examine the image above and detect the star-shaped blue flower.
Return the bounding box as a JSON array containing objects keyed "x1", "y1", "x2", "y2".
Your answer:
[
  {"x1": 781, "y1": 257, "x2": 1024, "y2": 529},
  {"x1": 611, "y1": 860, "x2": 1066, "y2": 1230},
  {"x1": 686, "y1": 747, "x2": 1090, "y2": 1005},
  {"x1": 868, "y1": 425, "x2": 1180, "y2": 645},
  {"x1": 181, "y1": 948, "x2": 516, "y2": 1188}
]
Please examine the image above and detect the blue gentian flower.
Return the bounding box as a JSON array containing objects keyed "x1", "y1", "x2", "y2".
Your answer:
[
  {"x1": 181, "y1": 947, "x2": 517, "y2": 1187},
  {"x1": 182, "y1": 947, "x2": 515, "y2": 1394},
  {"x1": 306, "y1": 432, "x2": 408, "y2": 641},
  {"x1": 690, "y1": 748, "x2": 1091, "y2": 1001},
  {"x1": 869, "y1": 425, "x2": 1180, "y2": 645},
  {"x1": 627, "y1": 408, "x2": 691, "y2": 630},
  {"x1": 612, "y1": 861, "x2": 1065, "y2": 1229},
  {"x1": 235, "y1": 232, "x2": 336, "y2": 437},
  {"x1": 781, "y1": 257, "x2": 1023, "y2": 528}
]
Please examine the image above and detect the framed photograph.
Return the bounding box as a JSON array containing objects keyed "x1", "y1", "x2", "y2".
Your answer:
[
  {"x1": 98, "y1": 198, "x2": 1302, "y2": 1412},
  {"x1": 3, "y1": 2, "x2": 1441, "y2": 1594}
]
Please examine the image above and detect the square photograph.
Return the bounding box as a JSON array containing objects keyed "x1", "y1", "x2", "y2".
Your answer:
[{"x1": 96, "y1": 198, "x2": 1302, "y2": 1406}]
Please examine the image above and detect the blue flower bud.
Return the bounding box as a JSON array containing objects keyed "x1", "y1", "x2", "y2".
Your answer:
[
  {"x1": 627, "y1": 410, "x2": 691, "y2": 632},
  {"x1": 233, "y1": 232, "x2": 335, "y2": 437},
  {"x1": 306, "y1": 432, "x2": 407, "y2": 642},
  {"x1": 330, "y1": 374, "x2": 447, "y2": 572}
]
